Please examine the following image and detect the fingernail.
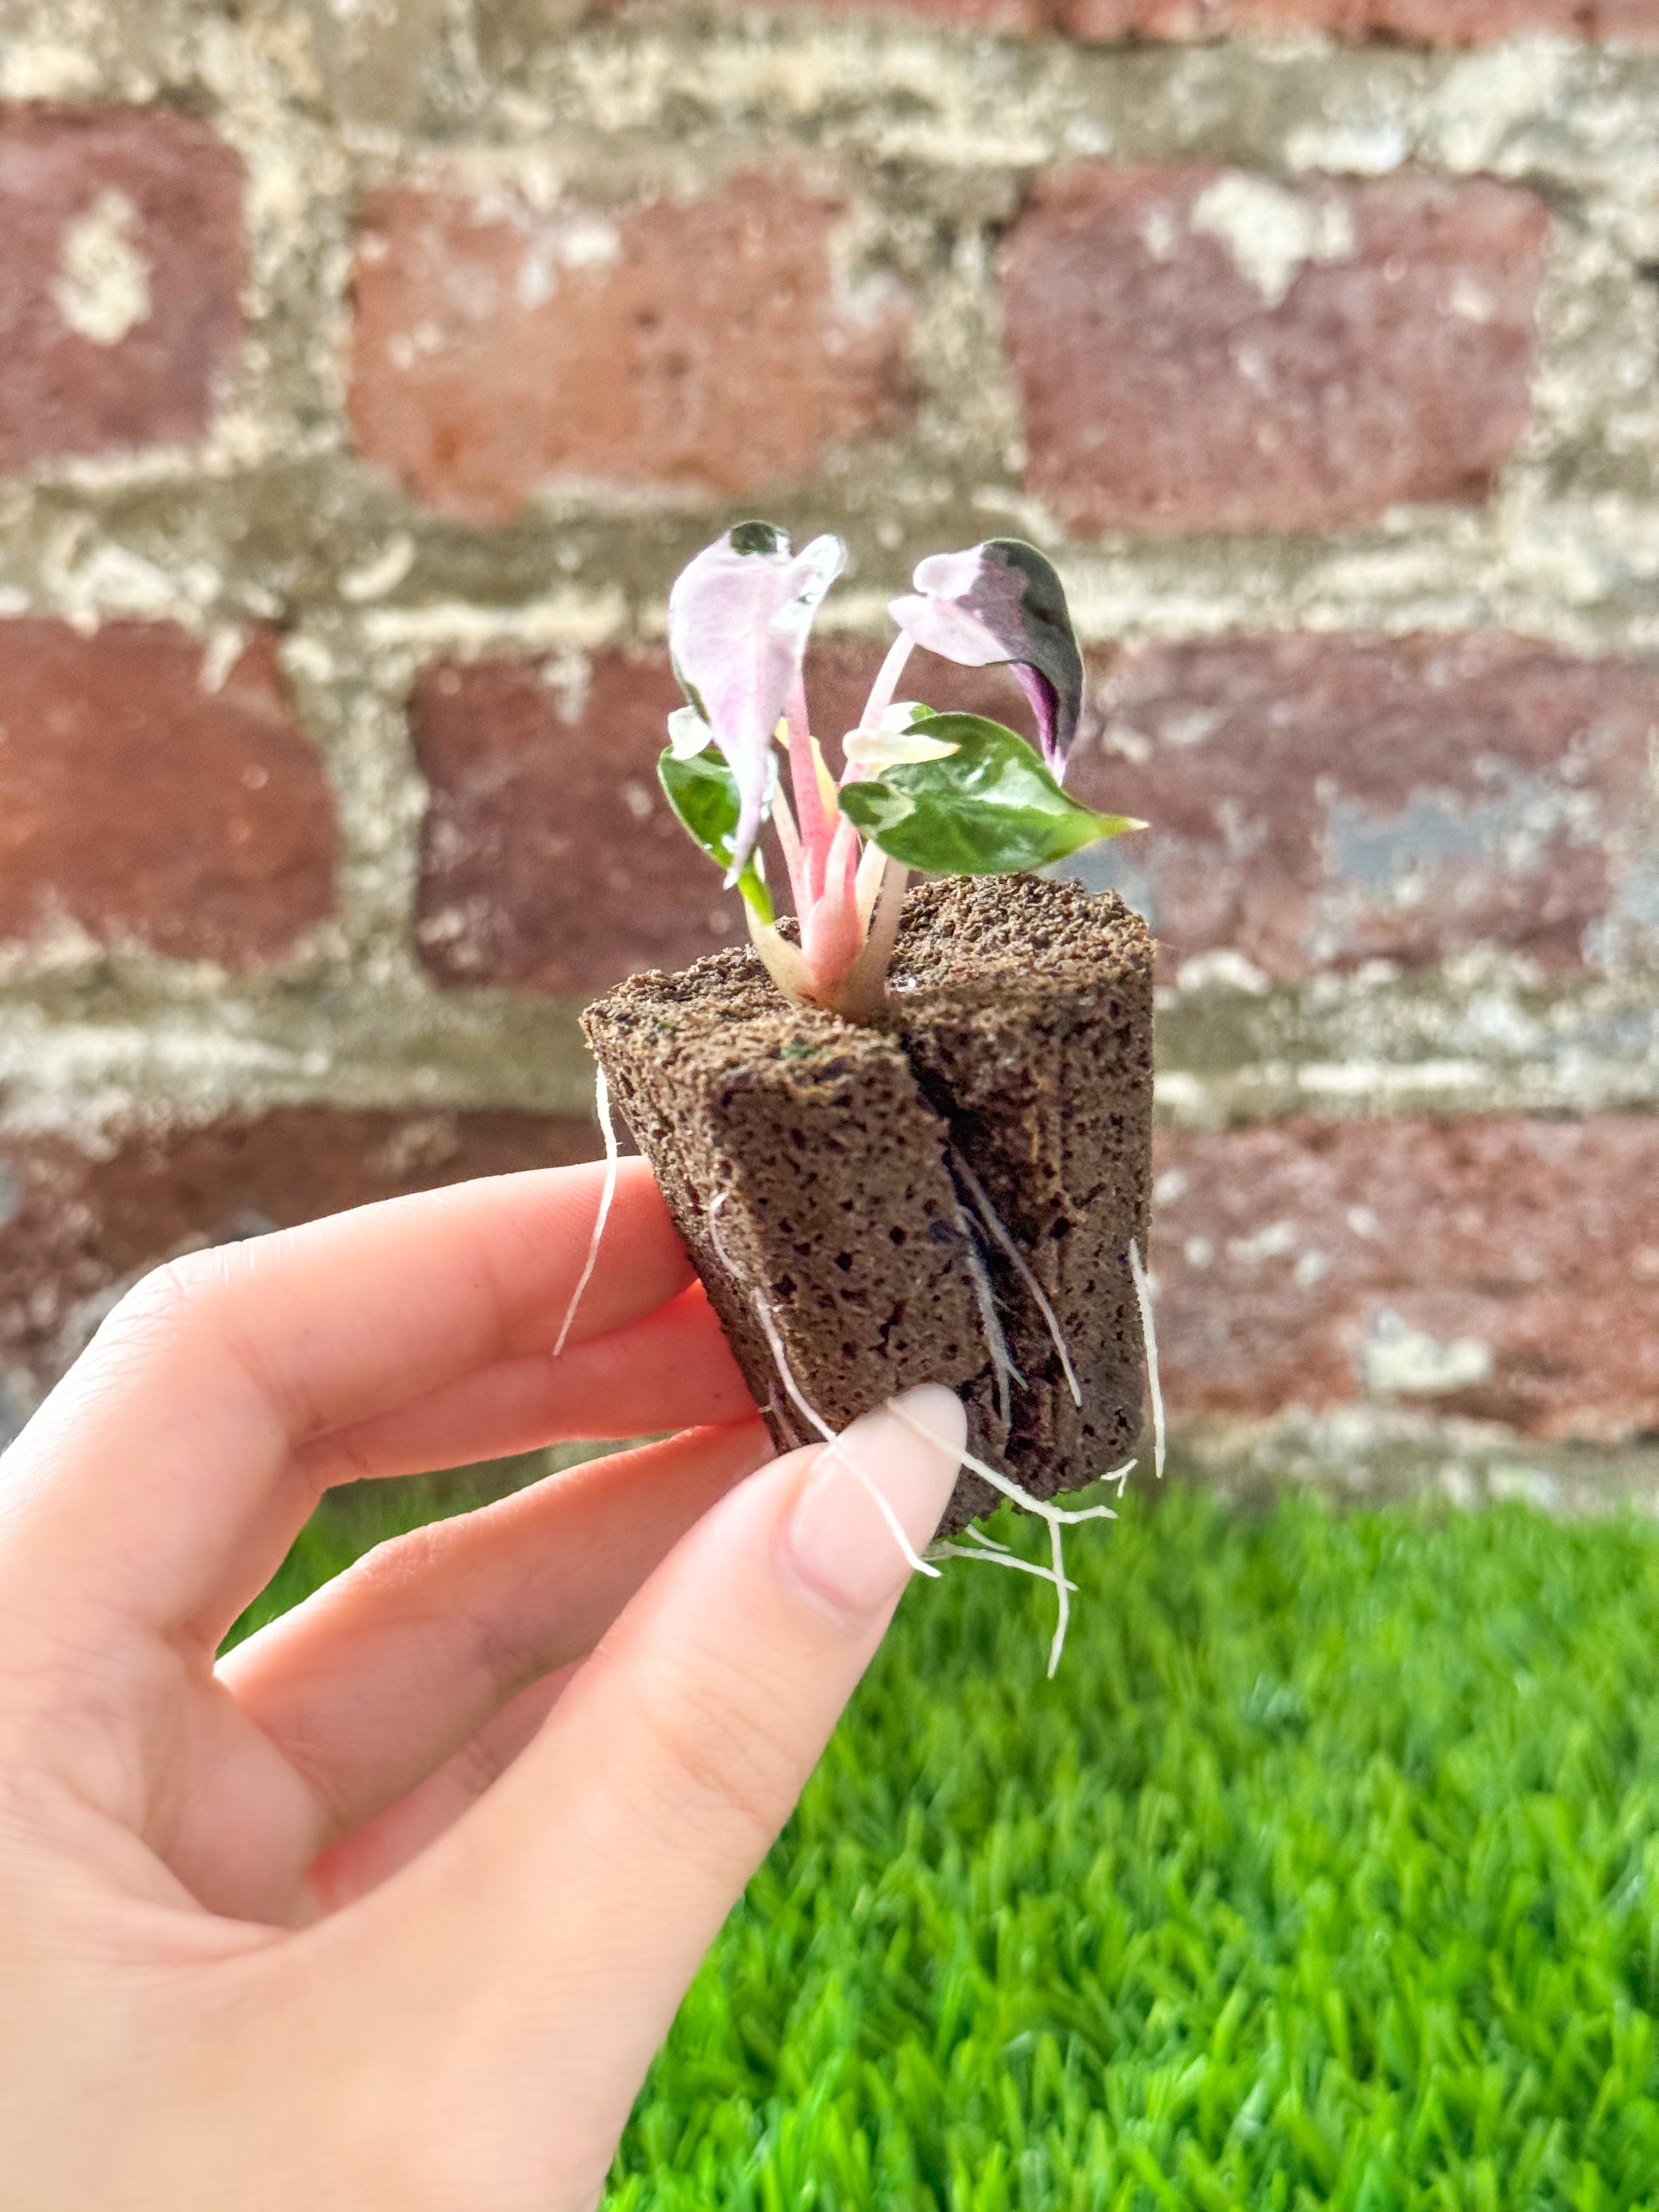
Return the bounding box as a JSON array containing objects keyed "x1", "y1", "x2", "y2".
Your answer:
[{"x1": 783, "y1": 1384, "x2": 967, "y2": 1621}]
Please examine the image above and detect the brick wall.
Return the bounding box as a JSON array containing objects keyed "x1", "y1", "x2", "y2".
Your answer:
[{"x1": 1, "y1": 0, "x2": 1657, "y2": 1495}]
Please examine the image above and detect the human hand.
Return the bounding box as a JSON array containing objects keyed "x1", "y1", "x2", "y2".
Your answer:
[{"x1": 0, "y1": 1161, "x2": 965, "y2": 2209}]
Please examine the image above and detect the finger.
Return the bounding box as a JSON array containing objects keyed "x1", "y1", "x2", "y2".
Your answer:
[
  {"x1": 205, "y1": 1287, "x2": 754, "y2": 1644},
  {"x1": 0, "y1": 1160, "x2": 692, "y2": 1634},
  {"x1": 354, "y1": 1386, "x2": 964, "y2": 2196},
  {"x1": 295, "y1": 1284, "x2": 752, "y2": 1491},
  {"x1": 306, "y1": 1669, "x2": 575, "y2": 1917},
  {"x1": 215, "y1": 1423, "x2": 772, "y2": 1871}
]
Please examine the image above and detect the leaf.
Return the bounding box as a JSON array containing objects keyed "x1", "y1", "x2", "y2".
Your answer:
[
  {"x1": 667, "y1": 522, "x2": 845, "y2": 874},
  {"x1": 665, "y1": 704, "x2": 712, "y2": 761},
  {"x1": 888, "y1": 540, "x2": 1085, "y2": 780},
  {"x1": 837, "y1": 713, "x2": 1140, "y2": 877},
  {"x1": 658, "y1": 744, "x2": 775, "y2": 923}
]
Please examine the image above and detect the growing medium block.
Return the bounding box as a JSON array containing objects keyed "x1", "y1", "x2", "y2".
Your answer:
[{"x1": 585, "y1": 875, "x2": 1155, "y2": 1533}]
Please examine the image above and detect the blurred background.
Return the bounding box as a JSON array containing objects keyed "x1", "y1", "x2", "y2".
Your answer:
[
  {"x1": 2, "y1": 0, "x2": 1658, "y2": 1509},
  {"x1": 9, "y1": 5, "x2": 1659, "y2": 2199}
]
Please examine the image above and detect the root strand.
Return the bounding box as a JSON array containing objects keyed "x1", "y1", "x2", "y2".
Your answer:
[
  {"x1": 950, "y1": 1150, "x2": 1082, "y2": 1409},
  {"x1": 1128, "y1": 1236, "x2": 1165, "y2": 1481},
  {"x1": 552, "y1": 1065, "x2": 620, "y2": 1358}
]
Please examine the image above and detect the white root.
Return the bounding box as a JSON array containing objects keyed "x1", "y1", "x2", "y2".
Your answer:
[
  {"x1": 748, "y1": 1292, "x2": 939, "y2": 1580},
  {"x1": 1046, "y1": 1516, "x2": 1069, "y2": 1680},
  {"x1": 950, "y1": 1150, "x2": 1082, "y2": 1409},
  {"x1": 1128, "y1": 1235, "x2": 1165, "y2": 1481},
  {"x1": 927, "y1": 1542, "x2": 1077, "y2": 1594},
  {"x1": 889, "y1": 1406, "x2": 1122, "y2": 1531},
  {"x1": 963, "y1": 1523, "x2": 1012, "y2": 1555},
  {"x1": 552, "y1": 1065, "x2": 620, "y2": 1358},
  {"x1": 748, "y1": 1279, "x2": 834, "y2": 1446},
  {"x1": 707, "y1": 1195, "x2": 1135, "y2": 1667},
  {"x1": 957, "y1": 1203, "x2": 1019, "y2": 1431},
  {"x1": 889, "y1": 1403, "x2": 1131, "y2": 1675}
]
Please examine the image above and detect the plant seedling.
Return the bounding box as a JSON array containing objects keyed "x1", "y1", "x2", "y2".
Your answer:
[
  {"x1": 658, "y1": 523, "x2": 1142, "y2": 1020},
  {"x1": 575, "y1": 524, "x2": 1159, "y2": 1672}
]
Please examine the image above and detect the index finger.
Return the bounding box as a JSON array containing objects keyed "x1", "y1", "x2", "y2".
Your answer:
[{"x1": 0, "y1": 1160, "x2": 702, "y2": 1637}]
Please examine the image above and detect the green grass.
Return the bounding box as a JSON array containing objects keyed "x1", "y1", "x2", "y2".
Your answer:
[{"x1": 244, "y1": 1472, "x2": 1659, "y2": 2209}]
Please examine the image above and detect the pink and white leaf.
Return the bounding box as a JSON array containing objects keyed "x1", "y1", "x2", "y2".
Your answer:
[
  {"x1": 888, "y1": 538, "x2": 1084, "y2": 780},
  {"x1": 667, "y1": 522, "x2": 847, "y2": 877}
]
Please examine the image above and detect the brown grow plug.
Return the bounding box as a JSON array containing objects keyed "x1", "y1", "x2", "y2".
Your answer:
[{"x1": 575, "y1": 525, "x2": 1156, "y2": 1668}]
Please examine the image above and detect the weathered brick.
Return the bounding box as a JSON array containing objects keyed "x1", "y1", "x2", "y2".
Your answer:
[
  {"x1": 1001, "y1": 166, "x2": 1547, "y2": 535},
  {"x1": 1062, "y1": 0, "x2": 1659, "y2": 39},
  {"x1": 414, "y1": 650, "x2": 752, "y2": 991},
  {"x1": 743, "y1": 0, "x2": 1659, "y2": 36},
  {"x1": 1152, "y1": 1115, "x2": 1659, "y2": 1440},
  {"x1": 0, "y1": 1109, "x2": 597, "y2": 1419},
  {"x1": 717, "y1": 0, "x2": 1050, "y2": 22},
  {"x1": 349, "y1": 170, "x2": 912, "y2": 525},
  {"x1": 413, "y1": 640, "x2": 1057, "y2": 994},
  {"x1": 1064, "y1": 632, "x2": 1659, "y2": 980},
  {"x1": 0, "y1": 620, "x2": 336, "y2": 967},
  {"x1": 0, "y1": 104, "x2": 243, "y2": 471}
]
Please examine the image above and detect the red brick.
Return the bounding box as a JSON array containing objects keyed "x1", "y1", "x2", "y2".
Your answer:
[
  {"x1": 1065, "y1": 632, "x2": 1659, "y2": 980},
  {"x1": 1001, "y1": 165, "x2": 1547, "y2": 535},
  {"x1": 0, "y1": 105, "x2": 243, "y2": 471},
  {"x1": 718, "y1": 0, "x2": 1049, "y2": 22},
  {"x1": 1152, "y1": 1115, "x2": 1659, "y2": 1440},
  {"x1": 414, "y1": 650, "x2": 751, "y2": 991},
  {"x1": 412, "y1": 640, "x2": 1056, "y2": 994},
  {"x1": 699, "y1": 0, "x2": 1659, "y2": 30},
  {"x1": 349, "y1": 170, "x2": 913, "y2": 526},
  {"x1": 1062, "y1": 0, "x2": 1659, "y2": 38},
  {"x1": 0, "y1": 620, "x2": 336, "y2": 966},
  {"x1": 0, "y1": 1110, "x2": 596, "y2": 1408}
]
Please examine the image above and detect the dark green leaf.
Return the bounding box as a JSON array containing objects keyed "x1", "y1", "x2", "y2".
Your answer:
[
  {"x1": 658, "y1": 744, "x2": 774, "y2": 922},
  {"x1": 838, "y1": 713, "x2": 1140, "y2": 877}
]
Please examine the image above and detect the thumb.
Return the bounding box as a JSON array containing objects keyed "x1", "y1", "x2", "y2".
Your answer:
[{"x1": 371, "y1": 1385, "x2": 964, "y2": 2192}]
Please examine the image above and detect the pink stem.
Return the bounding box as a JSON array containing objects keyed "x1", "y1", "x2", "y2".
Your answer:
[
  {"x1": 785, "y1": 673, "x2": 832, "y2": 900},
  {"x1": 800, "y1": 814, "x2": 864, "y2": 995},
  {"x1": 770, "y1": 783, "x2": 810, "y2": 917}
]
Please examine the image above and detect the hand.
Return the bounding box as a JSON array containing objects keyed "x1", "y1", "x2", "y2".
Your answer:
[{"x1": 0, "y1": 1161, "x2": 965, "y2": 2210}]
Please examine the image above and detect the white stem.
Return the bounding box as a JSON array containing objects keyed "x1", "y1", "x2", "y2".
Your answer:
[
  {"x1": 831, "y1": 857, "x2": 908, "y2": 1020},
  {"x1": 951, "y1": 1150, "x2": 1084, "y2": 1408},
  {"x1": 1128, "y1": 1237, "x2": 1165, "y2": 1481},
  {"x1": 746, "y1": 904, "x2": 818, "y2": 1008},
  {"x1": 854, "y1": 836, "x2": 889, "y2": 932},
  {"x1": 848, "y1": 633, "x2": 917, "y2": 773},
  {"x1": 552, "y1": 1065, "x2": 620, "y2": 1357}
]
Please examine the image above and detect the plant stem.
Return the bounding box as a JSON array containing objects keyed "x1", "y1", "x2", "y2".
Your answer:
[
  {"x1": 769, "y1": 780, "x2": 809, "y2": 915},
  {"x1": 785, "y1": 679, "x2": 831, "y2": 898},
  {"x1": 828, "y1": 855, "x2": 909, "y2": 1020},
  {"x1": 849, "y1": 634, "x2": 917, "y2": 771}
]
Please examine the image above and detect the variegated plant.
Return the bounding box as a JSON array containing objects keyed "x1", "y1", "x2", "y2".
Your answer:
[{"x1": 660, "y1": 523, "x2": 1141, "y2": 1020}]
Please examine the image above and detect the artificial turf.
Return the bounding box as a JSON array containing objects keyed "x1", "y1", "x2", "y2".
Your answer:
[{"x1": 234, "y1": 1468, "x2": 1659, "y2": 2210}]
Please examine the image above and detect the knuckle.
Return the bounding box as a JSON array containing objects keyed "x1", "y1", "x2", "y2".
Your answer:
[
  {"x1": 97, "y1": 1249, "x2": 230, "y2": 1353},
  {"x1": 624, "y1": 1644, "x2": 804, "y2": 1864}
]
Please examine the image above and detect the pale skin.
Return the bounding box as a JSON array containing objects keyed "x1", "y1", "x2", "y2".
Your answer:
[{"x1": 0, "y1": 1160, "x2": 966, "y2": 2210}]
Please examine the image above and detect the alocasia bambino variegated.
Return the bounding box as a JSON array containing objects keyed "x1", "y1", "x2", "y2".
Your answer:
[{"x1": 658, "y1": 523, "x2": 1142, "y2": 1019}]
